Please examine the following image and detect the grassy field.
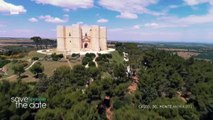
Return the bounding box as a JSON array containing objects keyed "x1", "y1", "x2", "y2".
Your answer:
[
  {"x1": 111, "y1": 51, "x2": 123, "y2": 64},
  {"x1": 8, "y1": 71, "x2": 38, "y2": 83},
  {"x1": 3, "y1": 62, "x2": 14, "y2": 76},
  {"x1": 1, "y1": 62, "x2": 37, "y2": 82},
  {"x1": 101, "y1": 72, "x2": 112, "y2": 79},
  {"x1": 21, "y1": 70, "x2": 38, "y2": 83},
  {"x1": 1, "y1": 60, "x2": 80, "y2": 82},
  {"x1": 1, "y1": 50, "x2": 123, "y2": 82},
  {"x1": 20, "y1": 51, "x2": 46, "y2": 61},
  {"x1": 40, "y1": 61, "x2": 73, "y2": 77}
]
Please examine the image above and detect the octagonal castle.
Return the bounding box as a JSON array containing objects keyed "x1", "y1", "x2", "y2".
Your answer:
[{"x1": 57, "y1": 24, "x2": 107, "y2": 53}]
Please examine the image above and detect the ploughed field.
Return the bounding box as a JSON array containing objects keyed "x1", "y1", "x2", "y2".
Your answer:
[
  {"x1": 0, "y1": 39, "x2": 34, "y2": 46},
  {"x1": 138, "y1": 42, "x2": 213, "y2": 60}
]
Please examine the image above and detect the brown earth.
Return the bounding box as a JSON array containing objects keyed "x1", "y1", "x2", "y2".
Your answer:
[
  {"x1": 176, "y1": 52, "x2": 199, "y2": 59},
  {"x1": 128, "y1": 76, "x2": 139, "y2": 94},
  {"x1": 105, "y1": 96, "x2": 113, "y2": 120},
  {"x1": 0, "y1": 39, "x2": 32, "y2": 43},
  {"x1": 0, "y1": 39, "x2": 34, "y2": 47}
]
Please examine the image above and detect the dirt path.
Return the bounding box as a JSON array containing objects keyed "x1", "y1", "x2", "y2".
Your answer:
[
  {"x1": 62, "y1": 53, "x2": 73, "y2": 69},
  {"x1": 66, "y1": 59, "x2": 72, "y2": 68},
  {"x1": 1, "y1": 75, "x2": 16, "y2": 81},
  {"x1": 176, "y1": 91, "x2": 187, "y2": 103},
  {"x1": 93, "y1": 53, "x2": 98, "y2": 68},
  {"x1": 25, "y1": 60, "x2": 38, "y2": 70},
  {"x1": 123, "y1": 52, "x2": 139, "y2": 94},
  {"x1": 128, "y1": 76, "x2": 139, "y2": 94},
  {"x1": 106, "y1": 107, "x2": 113, "y2": 120},
  {"x1": 1, "y1": 60, "x2": 38, "y2": 81},
  {"x1": 104, "y1": 96, "x2": 113, "y2": 120}
]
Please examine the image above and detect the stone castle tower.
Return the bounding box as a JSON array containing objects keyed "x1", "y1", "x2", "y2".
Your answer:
[{"x1": 57, "y1": 24, "x2": 107, "y2": 53}]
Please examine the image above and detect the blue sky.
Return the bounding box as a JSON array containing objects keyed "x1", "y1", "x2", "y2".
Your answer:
[{"x1": 0, "y1": 0, "x2": 213, "y2": 43}]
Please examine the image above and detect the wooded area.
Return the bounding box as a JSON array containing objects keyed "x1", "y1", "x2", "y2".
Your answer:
[{"x1": 0, "y1": 43, "x2": 212, "y2": 120}]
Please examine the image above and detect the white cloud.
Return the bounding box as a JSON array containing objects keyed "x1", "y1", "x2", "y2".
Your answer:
[
  {"x1": 108, "y1": 28, "x2": 125, "y2": 32},
  {"x1": 63, "y1": 14, "x2": 69, "y2": 21},
  {"x1": 176, "y1": 0, "x2": 213, "y2": 25},
  {"x1": 0, "y1": 24, "x2": 5, "y2": 27},
  {"x1": 63, "y1": 14, "x2": 69, "y2": 17},
  {"x1": 51, "y1": 29, "x2": 56, "y2": 32},
  {"x1": 0, "y1": 0, "x2": 26, "y2": 15},
  {"x1": 99, "y1": 0, "x2": 161, "y2": 19},
  {"x1": 63, "y1": 8, "x2": 70, "y2": 12},
  {"x1": 97, "y1": 18, "x2": 108, "y2": 23},
  {"x1": 133, "y1": 25, "x2": 141, "y2": 29},
  {"x1": 108, "y1": 27, "x2": 213, "y2": 43},
  {"x1": 28, "y1": 17, "x2": 38, "y2": 22},
  {"x1": 183, "y1": 0, "x2": 213, "y2": 6},
  {"x1": 34, "y1": 0, "x2": 93, "y2": 9},
  {"x1": 39, "y1": 15, "x2": 68, "y2": 23},
  {"x1": 148, "y1": 0, "x2": 213, "y2": 29},
  {"x1": 144, "y1": 23, "x2": 159, "y2": 28},
  {"x1": 116, "y1": 12, "x2": 138, "y2": 19},
  {"x1": 178, "y1": 13, "x2": 213, "y2": 25},
  {"x1": 151, "y1": 0, "x2": 213, "y2": 27},
  {"x1": 0, "y1": 30, "x2": 6, "y2": 33},
  {"x1": 76, "y1": 21, "x2": 84, "y2": 24}
]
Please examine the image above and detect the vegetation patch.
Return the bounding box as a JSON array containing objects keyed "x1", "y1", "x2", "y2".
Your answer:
[
  {"x1": 51, "y1": 53, "x2": 63, "y2": 61},
  {"x1": 82, "y1": 53, "x2": 96, "y2": 66},
  {"x1": 0, "y1": 60, "x2": 10, "y2": 68},
  {"x1": 0, "y1": 42, "x2": 212, "y2": 120}
]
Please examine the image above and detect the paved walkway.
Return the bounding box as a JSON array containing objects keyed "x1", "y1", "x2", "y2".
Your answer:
[
  {"x1": 93, "y1": 53, "x2": 99, "y2": 68},
  {"x1": 37, "y1": 48, "x2": 116, "y2": 55},
  {"x1": 25, "y1": 60, "x2": 38, "y2": 70}
]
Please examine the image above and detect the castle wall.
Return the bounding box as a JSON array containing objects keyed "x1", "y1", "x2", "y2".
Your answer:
[
  {"x1": 70, "y1": 24, "x2": 81, "y2": 52},
  {"x1": 57, "y1": 26, "x2": 66, "y2": 51},
  {"x1": 91, "y1": 25, "x2": 100, "y2": 51},
  {"x1": 56, "y1": 24, "x2": 107, "y2": 53},
  {"x1": 65, "y1": 26, "x2": 72, "y2": 51},
  {"x1": 100, "y1": 27, "x2": 107, "y2": 51}
]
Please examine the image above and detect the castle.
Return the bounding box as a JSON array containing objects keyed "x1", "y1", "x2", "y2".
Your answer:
[{"x1": 57, "y1": 24, "x2": 107, "y2": 53}]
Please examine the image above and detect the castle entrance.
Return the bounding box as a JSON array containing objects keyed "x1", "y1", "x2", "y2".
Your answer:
[{"x1": 84, "y1": 43, "x2": 88, "y2": 48}]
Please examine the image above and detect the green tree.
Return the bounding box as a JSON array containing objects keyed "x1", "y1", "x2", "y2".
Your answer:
[
  {"x1": 12, "y1": 63, "x2": 25, "y2": 78},
  {"x1": 30, "y1": 36, "x2": 41, "y2": 49},
  {"x1": 151, "y1": 97, "x2": 199, "y2": 120},
  {"x1": 30, "y1": 62, "x2": 44, "y2": 78},
  {"x1": 35, "y1": 108, "x2": 64, "y2": 120},
  {"x1": 42, "y1": 39, "x2": 51, "y2": 49}
]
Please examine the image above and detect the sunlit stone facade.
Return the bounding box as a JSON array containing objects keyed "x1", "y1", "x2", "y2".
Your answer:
[{"x1": 57, "y1": 24, "x2": 107, "y2": 53}]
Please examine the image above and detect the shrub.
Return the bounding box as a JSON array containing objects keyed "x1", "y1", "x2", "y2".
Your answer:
[
  {"x1": 58, "y1": 54, "x2": 63, "y2": 58},
  {"x1": 21, "y1": 61, "x2": 29, "y2": 67},
  {"x1": 51, "y1": 53, "x2": 63, "y2": 61},
  {"x1": 85, "y1": 53, "x2": 96, "y2": 59},
  {"x1": 89, "y1": 61, "x2": 96, "y2": 67},
  {"x1": 30, "y1": 62, "x2": 44, "y2": 78},
  {"x1": 32, "y1": 57, "x2": 39, "y2": 60},
  {"x1": 82, "y1": 57, "x2": 91, "y2": 65},
  {"x1": 0, "y1": 60, "x2": 10, "y2": 68},
  {"x1": 71, "y1": 53, "x2": 80, "y2": 58},
  {"x1": 82, "y1": 54, "x2": 94, "y2": 65}
]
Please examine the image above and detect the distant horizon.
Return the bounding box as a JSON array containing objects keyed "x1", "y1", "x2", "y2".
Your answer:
[{"x1": 0, "y1": 36, "x2": 213, "y2": 44}]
